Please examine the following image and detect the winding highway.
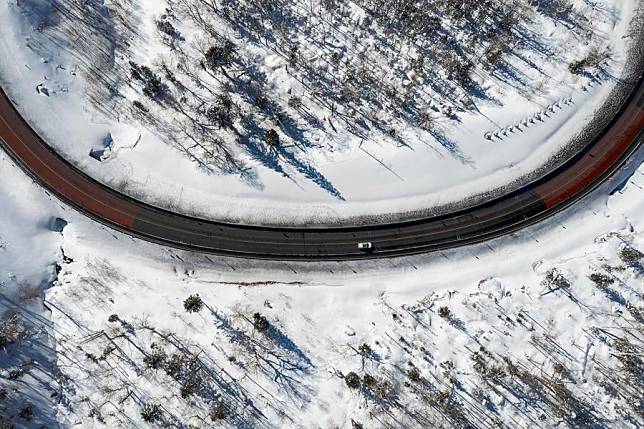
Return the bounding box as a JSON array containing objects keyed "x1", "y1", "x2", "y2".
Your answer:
[{"x1": 0, "y1": 76, "x2": 642, "y2": 260}]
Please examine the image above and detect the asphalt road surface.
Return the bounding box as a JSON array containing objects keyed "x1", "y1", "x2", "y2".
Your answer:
[{"x1": 1, "y1": 78, "x2": 642, "y2": 260}]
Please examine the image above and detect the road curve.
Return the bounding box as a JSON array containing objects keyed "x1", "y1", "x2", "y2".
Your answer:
[{"x1": 1, "y1": 77, "x2": 643, "y2": 260}]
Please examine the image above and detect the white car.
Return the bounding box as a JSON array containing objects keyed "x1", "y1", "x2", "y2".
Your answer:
[{"x1": 357, "y1": 242, "x2": 374, "y2": 251}]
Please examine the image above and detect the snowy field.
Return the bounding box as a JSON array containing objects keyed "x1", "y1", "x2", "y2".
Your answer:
[
  {"x1": 0, "y1": 0, "x2": 641, "y2": 225},
  {"x1": 1, "y1": 135, "x2": 643, "y2": 426}
]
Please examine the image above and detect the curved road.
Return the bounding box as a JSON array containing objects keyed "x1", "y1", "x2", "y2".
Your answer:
[{"x1": 0, "y1": 79, "x2": 643, "y2": 260}]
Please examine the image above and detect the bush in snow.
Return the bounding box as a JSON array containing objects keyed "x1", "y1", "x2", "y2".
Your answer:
[
  {"x1": 407, "y1": 366, "x2": 422, "y2": 383},
  {"x1": 371, "y1": 378, "x2": 396, "y2": 402},
  {"x1": 568, "y1": 59, "x2": 587, "y2": 74},
  {"x1": 362, "y1": 373, "x2": 376, "y2": 387},
  {"x1": 130, "y1": 62, "x2": 164, "y2": 99},
  {"x1": 358, "y1": 343, "x2": 372, "y2": 356},
  {"x1": 180, "y1": 380, "x2": 200, "y2": 398},
  {"x1": 345, "y1": 371, "x2": 361, "y2": 389},
  {"x1": 254, "y1": 95, "x2": 270, "y2": 111},
  {"x1": 183, "y1": 294, "x2": 204, "y2": 313},
  {"x1": 588, "y1": 273, "x2": 614, "y2": 287},
  {"x1": 205, "y1": 40, "x2": 235, "y2": 71},
  {"x1": 253, "y1": 312, "x2": 270, "y2": 332},
  {"x1": 287, "y1": 96, "x2": 302, "y2": 109},
  {"x1": 483, "y1": 45, "x2": 504, "y2": 68},
  {"x1": 417, "y1": 112, "x2": 434, "y2": 131},
  {"x1": 612, "y1": 337, "x2": 642, "y2": 377},
  {"x1": 165, "y1": 353, "x2": 190, "y2": 378},
  {"x1": 619, "y1": 247, "x2": 643, "y2": 264},
  {"x1": 156, "y1": 20, "x2": 177, "y2": 37},
  {"x1": 140, "y1": 403, "x2": 162, "y2": 422},
  {"x1": 207, "y1": 94, "x2": 237, "y2": 129},
  {"x1": 437, "y1": 306, "x2": 451, "y2": 319},
  {"x1": 209, "y1": 401, "x2": 227, "y2": 421},
  {"x1": 568, "y1": 48, "x2": 610, "y2": 75},
  {"x1": 143, "y1": 347, "x2": 167, "y2": 369},
  {"x1": 543, "y1": 268, "x2": 571, "y2": 290},
  {"x1": 264, "y1": 129, "x2": 280, "y2": 147}
]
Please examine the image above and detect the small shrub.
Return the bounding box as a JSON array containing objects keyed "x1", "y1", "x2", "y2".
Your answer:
[
  {"x1": 264, "y1": 129, "x2": 280, "y2": 147},
  {"x1": 619, "y1": 247, "x2": 643, "y2": 264},
  {"x1": 143, "y1": 78, "x2": 163, "y2": 99},
  {"x1": 255, "y1": 95, "x2": 270, "y2": 110},
  {"x1": 483, "y1": 45, "x2": 503, "y2": 68},
  {"x1": 288, "y1": 45, "x2": 299, "y2": 68},
  {"x1": 165, "y1": 353, "x2": 189, "y2": 378},
  {"x1": 108, "y1": 314, "x2": 120, "y2": 323},
  {"x1": 162, "y1": 64, "x2": 176, "y2": 82},
  {"x1": 130, "y1": 63, "x2": 163, "y2": 98},
  {"x1": 488, "y1": 365, "x2": 506, "y2": 380},
  {"x1": 7, "y1": 368, "x2": 27, "y2": 380},
  {"x1": 183, "y1": 294, "x2": 204, "y2": 313},
  {"x1": 156, "y1": 20, "x2": 177, "y2": 37},
  {"x1": 345, "y1": 371, "x2": 361, "y2": 389},
  {"x1": 471, "y1": 352, "x2": 487, "y2": 374},
  {"x1": 435, "y1": 389, "x2": 450, "y2": 405},
  {"x1": 585, "y1": 47, "x2": 609, "y2": 68},
  {"x1": 143, "y1": 349, "x2": 167, "y2": 369},
  {"x1": 207, "y1": 94, "x2": 237, "y2": 129},
  {"x1": 253, "y1": 313, "x2": 270, "y2": 332},
  {"x1": 209, "y1": 401, "x2": 227, "y2": 420},
  {"x1": 358, "y1": 343, "x2": 372, "y2": 356},
  {"x1": 372, "y1": 379, "x2": 396, "y2": 401},
  {"x1": 407, "y1": 367, "x2": 422, "y2": 383},
  {"x1": 362, "y1": 373, "x2": 376, "y2": 387},
  {"x1": 288, "y1": 96, "x2": 302, "y2": 109},
  {"x1": 417, "y1": 112, "x2": 434, "y2": 131},
  {"x1": 205, "y1": 40, "x2": 235, "y2": 70},
  {"x1": 568, "y1": 59, "x2": 586, "y2": 74},
  {"x1": 553, "y1": 362, "x2": 566, "y2": 376},
  {"x1": 438, "y1": 306, "x2": 451, "y2": 319},
  {"x1": 544, "y1": 268, "x2": 571, "y2": 289},
  {"x1": 180, "y1": 381, "x2": 199, "y2": 398},
  {"x1": 568, "y1": 48, "x2": 609, "y2": 75},
  {"x1": 589, "y1": 273, "x2": 614, "y2": 287},
  {"x1": 141, "y1": 404, "x2": 162, "y2": 422},
  {"x1": 447, "y1": 59, "x2": 472, "y2": 86},
  {"x1": 85, "y1": 352, "x2": 99, "y2": 363}
]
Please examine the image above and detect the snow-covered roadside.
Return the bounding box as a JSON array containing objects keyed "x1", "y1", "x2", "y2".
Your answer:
[
  {"x1": 40, "y1": 148, "x2": 644, "y2": 427},
  {"x1": 0, "y1": 0, "x2": 641, "y2": 226},
  {"x1": 0, "y1": 151, "x2": 65, "y2": 427}
]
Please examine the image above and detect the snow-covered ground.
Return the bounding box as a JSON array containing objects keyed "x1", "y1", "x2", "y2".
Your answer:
[
  {"x1": 0, "y1": 149, "x2": 64, "y2": 427},
  {"x1": 1, "y1": 124, "x2": 643, "y2": 426},
  {"x1": 0, "y1": 0, "x2": 641, "y2": 225}
]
